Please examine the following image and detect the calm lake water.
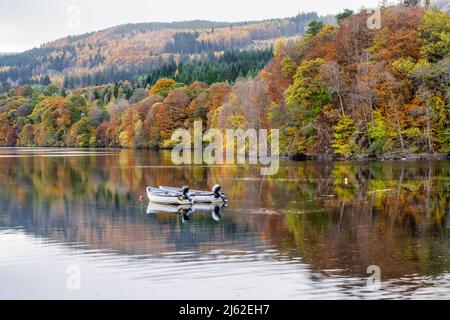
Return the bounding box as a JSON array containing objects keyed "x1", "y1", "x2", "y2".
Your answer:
[{"x1": 0, "y1": 148, "x2": 449, "y2": 299}]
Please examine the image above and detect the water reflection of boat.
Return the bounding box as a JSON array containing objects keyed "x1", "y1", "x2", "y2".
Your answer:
[
  {"x1": 146, "y1": 186, "x2": 192, "y2": 205},
  {"x1": 192, "y1": 203, "x2": 227, "y2": 221},
  {"x1": 146, "y1": 202, "x2": 227, "y2": 222},
  {"x1": 146, "y1": 203, "x2": 192, "y2": 214},
  {"x1": 159, "y1": 185, "x2": 227, "y2": 203}
]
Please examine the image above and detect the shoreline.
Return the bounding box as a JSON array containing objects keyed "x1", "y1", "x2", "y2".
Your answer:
[
  {"x1": 295, "y1": 152, "x2": 449, "y2": 162},
  {"x1": 1, "y1": 147, "x2": 448, "y2": 162},
  {"x1": 356, "y1": 153, "x2": 449, "y2": 161}
]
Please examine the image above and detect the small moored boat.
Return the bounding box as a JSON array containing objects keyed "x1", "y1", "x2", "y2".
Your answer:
[
  {"x1": 146, "y1": 186, "x2": 191, "y2": 205},
  {"x1": 159, "y1": 185, "x2": 227, "y2": 203}
]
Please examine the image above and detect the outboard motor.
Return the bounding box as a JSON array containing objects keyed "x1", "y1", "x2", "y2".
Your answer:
[
  {"x1": 182, "y1": 186, "x2": 190, "y2": 200},
  {"x1": 212, "y1": 184, "x2": 222, "y2": 193},
  {"x1": 212, "y1": 184, "x2": 222, "y2": 199},
  {"x1": 212, "y1": 184, "x2": 227, "y2": 202}
]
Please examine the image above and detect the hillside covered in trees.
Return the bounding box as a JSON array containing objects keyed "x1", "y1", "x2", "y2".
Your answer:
[
  {"x1": 0, "y1": 3, "x2": 449, "y2": 160},
  {"x1": 0, "y1": 12, "x2": 327, "y2": 91}
]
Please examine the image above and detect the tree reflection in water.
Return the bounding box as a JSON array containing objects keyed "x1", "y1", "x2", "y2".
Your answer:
[{"x1": 0, "y1": 148, "x2": 449, "y2": 291}]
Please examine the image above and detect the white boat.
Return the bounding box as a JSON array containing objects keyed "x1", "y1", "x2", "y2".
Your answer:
[
  {"x1": 159, "y1": 185, "x2": 227, "y2": 203},
  {"x1": 146, "y1": 186, "x2": 192, "y2": 205}
]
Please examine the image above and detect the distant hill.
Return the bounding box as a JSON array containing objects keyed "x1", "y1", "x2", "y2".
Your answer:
[{"x1": 0, "y1": 12, "x2": 334, "y2": 91}]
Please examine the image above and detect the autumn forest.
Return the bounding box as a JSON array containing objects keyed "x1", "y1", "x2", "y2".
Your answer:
[{"x1": 0, "y1": 3, "x2": 449, "y2": 159}]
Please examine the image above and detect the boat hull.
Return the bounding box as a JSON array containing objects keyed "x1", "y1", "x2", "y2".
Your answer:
[
  {"x1": 159, "y1": 186, "x2": 227, "y2": 203},
  {"x1": 191, "y1": 194, "x2": 225, "y2": 203},
  {"x1": 146, "y1": 188, "x2": 191, "y2": 205}
]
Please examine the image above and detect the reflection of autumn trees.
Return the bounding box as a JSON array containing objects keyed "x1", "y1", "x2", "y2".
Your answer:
[
  {"x1": 263, "y1": 162, "x2": 450, "y2": 279},
  {"x1": 0, "y1": 151, "x2": 449, "y2": 280},
  {"x1": 213, "y1": 161, "x2": 450, "y2": 281},
  {"x1": 0, "y1": 151, "x2": 263, "y2": 255}
]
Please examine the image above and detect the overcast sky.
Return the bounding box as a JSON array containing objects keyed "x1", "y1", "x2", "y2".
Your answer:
[{"x1": 0, "y1": 0, "x2": 380, "y2": 53}]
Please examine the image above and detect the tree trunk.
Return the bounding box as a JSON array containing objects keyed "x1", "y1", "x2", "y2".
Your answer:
[
  {"x1": 387, "y1": 81, "x2": 404, "y2": 151},
  {"x1": 423, "y1": 89, "x2": 434, "y2": 153},
  {"x1": 338, "y1": 92, "x2": 345, "y2": 117}
]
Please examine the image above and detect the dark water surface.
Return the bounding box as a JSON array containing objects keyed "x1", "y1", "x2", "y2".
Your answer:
[{"x1": 0, "y1": 148, "x2": 449, "y2": 299}]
